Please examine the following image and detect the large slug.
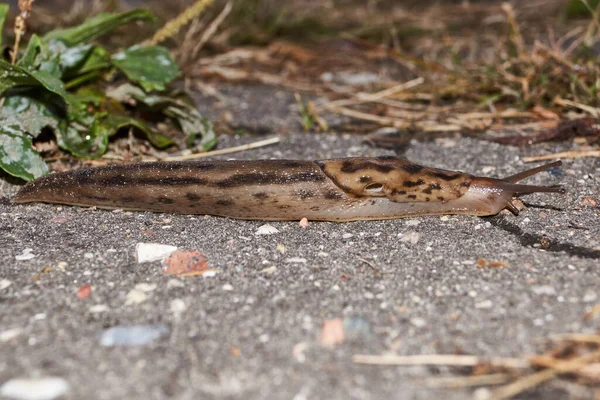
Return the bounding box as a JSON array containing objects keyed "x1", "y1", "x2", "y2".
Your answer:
[{"x1": 12, "y1": 157, "x2": 564, "y2": 221}]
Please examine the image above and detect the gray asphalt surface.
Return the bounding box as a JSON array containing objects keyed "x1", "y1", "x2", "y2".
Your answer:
[{"x1": 1, "y1": 85, "x2": 600, "y2": 400}]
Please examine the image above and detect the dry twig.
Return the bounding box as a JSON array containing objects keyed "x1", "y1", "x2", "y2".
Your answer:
[{"x1": 164, "y1": 137, "x2": 280, "y2": 161}]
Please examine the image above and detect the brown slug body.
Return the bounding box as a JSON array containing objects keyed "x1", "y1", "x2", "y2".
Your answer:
[{"x1": 12, "y1": 157, "x2": 565, "y2": 221}]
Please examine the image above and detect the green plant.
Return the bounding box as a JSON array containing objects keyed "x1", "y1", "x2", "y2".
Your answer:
[{"x1": 0, "y1": 6, "x2": 216, "y2": 181}]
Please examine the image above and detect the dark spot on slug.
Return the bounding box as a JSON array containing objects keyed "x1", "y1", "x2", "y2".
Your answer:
[
  {"x1": 339, "y1": 160, "x2": 394, "y2": 174},
  {"x1": 437, "y1": 196, "x2": 445, "y2": 201},
  {"x1": 407, "y1": 194, "x2": 417, "y2": 200},
  {"x1": 359, "y1": 176, "x2": 371, "y2": 183},
  {"x1": 120, "y1": 196, "x2": 138, "y2": 204},
  {"x1": 278, "y1": 205, "x2": 291, "y2": 209},
  {"x1": 430, "y1": 171, "x2": 462, "y2": 181},
  {"x1": 462, "y1": 181, "x2": 471, "y2": 188},
  {"x1": 391, "y1": 189, "x2": 407, "y2": 195},
  {"x1": 425, "y1": 197, "x2": 430, "y2": 201},
  {"x1": 216, "y1": 199, "x2": 235, "y2": 206},
  {"x1": 214, "y1": 171, "x2": 325, "y2": 188},
  {"x1": 186, "y1": 193, "x2": 200, "y2": 201},
  {"x1": 100, "y1": 176, "x2": 207, "y2": 186},
  {"x1": 87, "y1": 195, "x2": 108, "y2": 201},
  {"x1": 296, "y1": 189, "x2": 315, "y2": 199},
  {"x1": 401, "y1": 164, "x2": 424, "y2": 174},
  {"x1": 253, "y1": 192, "x2": 269, "y2": 200},
  {"x1": 157, "y1": 197, "x2": 175, "y2": 204},
  {"x1": 429, "y1": 183, "x2": 442, "y2": 190},
  {"x1": 278, "y1": 160, "x2": 310, "y2": 169},
  {"x1": 403, "y1": 179, "x2": 425, "y2": 188},
  {"x1": 422, "y1": 188, "x2": 432, "y2": 194},
  {"x1": 324, "y1": 190, "x2": 345, "y2": 200},
  {"x1": 310, "y1": 206, "x2": 320, "y2": 211}
]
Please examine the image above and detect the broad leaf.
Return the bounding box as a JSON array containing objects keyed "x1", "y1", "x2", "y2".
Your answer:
[
  {"x1": 100, "y1": 114, "x2": 174, "y2": 148},
  {"x1": 1, "y1": 93, "x2": 61, "y2": 137},
  {"x1": 0, "y1": 3, "x2": 10, "y2": 48},
  {"x1": 0, "y1": 128, "x2": 49, "y2": 181},
  {"x1": 0, "y1": 60, "x2": 67, "y2": 99},
  {"x1": 43, "y1": 9, "x2": 155, "y2": 46},
  {"x1": 107, "y1": 83, "x2": 215, "y2": 150},
  {"x1": 111, "y1": 45, "x2": 180, "y2": 92}
]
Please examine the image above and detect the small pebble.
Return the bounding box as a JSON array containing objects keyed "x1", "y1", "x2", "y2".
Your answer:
[
  {"x1": 531, "y1": 285, "x2": 556, "y2": 296},
  {"x1": 342, "y1": 233, "x2": 354, "y2": 239},
  {"x1": 222, "y1": 284, "x2": 234, "y2": 291},
  {"x1": 0, "y1": 377, "x2": 69, "y2": 400},
  {"x1": 88, "y1": 304, "x2": 110, "y2": 313},
  {"x1": 255, "y1": 224, "x2": 279, "y2": 235},
  {"x1": 136, "y1": 243, "x2": 177, "y2": 264},
  {"x1": 0, "y1": 328, "x2": 23, "y2": 342},
  {"x1": 399, "y1": 231, "x2": 421, "y2": 244},
  {"x1": 475, "y1": 300, "x2": 493, "y2": 309},
  {"x1": 15, "y1": 248, "x2": 35, "y2": 261},
  {"x1": 286, "y1": 257, "x2": 307, "y2": 264},
  {"x1": 410, "y1": 317, "x2": 426, "y2": 328},
  {"x1": 0, "y1": 279, "x2": 12, "y2": 290},
  {"x1": 99, "y1": 325, "x2": 168, "y2": 346}
]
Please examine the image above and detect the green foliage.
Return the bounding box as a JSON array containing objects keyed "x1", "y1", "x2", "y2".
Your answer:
[
  {"x1": 0, "y1": 7, "x2": 216, "y2": 181},
  {"x1": 564, "y1": 0, "x2": 600, "y2": 19}
]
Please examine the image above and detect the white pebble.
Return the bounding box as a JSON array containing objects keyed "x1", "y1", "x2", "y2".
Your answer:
[
  {"x1": 222, "y1": 284, "x2": 234, "y2": 291},
  {"x1": 342, "y1": 233, "x2": 354, "y2": 239},
  {"x1": 531, "y1": 285, "x2": 556, "y2": 296},
  {"x1": 167, "y1": 279, "x2": 185, "y2": 289},
  {"x1": 285, "y1": 257, "x2": 307, "y2": 264},
  {"x1": 134, "y1": 283, "x2": 157, "y2": 292},
  {"x1": 255, "y1": 224, "x2": 279, "y2": 235},
  {"x1": 170, "y1": 299, "x2": 186, "y2": 316},
  {"x1": 399, "y1": 231, "x2": 421, "y2": 245},
  {"x1": 0, "y1": 377, "x2": 69, "y2": 400},
  {"x1": 136, "y1": 243, "x2": 177, "y2": 264},
  {"x1": 404, "y1": 219, "x2": 421, "y2": 226},
  {"x1": 15, "y1": 248, "x2": 35, "y2": 261},
  {"x1": 0, "y1": 328, "x2": 23, "y2": 342},
  {"x1": 475, "y1": 300, "x2": 493, "y2": 309},
  {"x1": 88, "y1": 304, "x2": 110, "y2": 313},
  {"x1": 0, "y1": 279, "x2": 12, "y2": 290},
  {"x1": 411, "y1": 317, "x2": 426, "y2": 328},
  {"x1": 124, "y1": 289, "x2": 147, "y2": 306}
]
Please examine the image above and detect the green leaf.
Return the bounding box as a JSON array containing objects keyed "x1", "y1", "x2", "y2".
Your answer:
[
  {"x1": 0, "y1": 3, "x2": 10, "y2": 48},
  {"x1": 55, "y1": 112, "x2": 107, "y2": 159},
  {"x1": 106, "y1": 83, "x2": 215, "y2": 150},
  {"x1": 0, "y1": 129, "x2": 49, "y2": 181},
  {"x1": 0, "y1": 60, "x2": 67, "y2": 99},
  {"x1": 43, "y1": 9, "x2": 155, "y2": 46},
  {"x1": 1, "y1": 93, "x2": 62, "y2": 137},
  {"x1": 111, "y1": 45, "x2": 180, "y2": 92},
  {"x1": 18, "y1": 35, "x2": 62, "y2": 77},
  {"x1": 101, "y1": 114, "x2": 174, "y2": 148}
]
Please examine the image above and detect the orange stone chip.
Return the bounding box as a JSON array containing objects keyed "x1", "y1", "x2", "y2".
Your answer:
[{"x1": 163, "y1": 250, "x2": 209, "y2": 277}]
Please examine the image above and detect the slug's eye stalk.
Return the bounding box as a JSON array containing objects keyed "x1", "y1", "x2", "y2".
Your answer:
[
  {"x1": 469, "y1": 160, "x2": 565, "y2": 216},
  {"x1": 499, "y1": 160, "x2": 566, "y2": 196}
]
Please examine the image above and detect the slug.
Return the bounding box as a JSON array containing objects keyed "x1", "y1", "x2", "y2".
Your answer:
[{"x1": 12, "y1": 157, "x2": 564, "y2": 221}]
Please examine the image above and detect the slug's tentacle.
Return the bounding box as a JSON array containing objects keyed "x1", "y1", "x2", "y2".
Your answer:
[
  {"x1": 502, "y1": 160, "x2": 562, "y2": 183},
  {"x1": 12, "y1": 157, "x2": 565, "y2": 221},
  {"x1": 467, "y1": 161, "x2": 565, "y2": 216}
]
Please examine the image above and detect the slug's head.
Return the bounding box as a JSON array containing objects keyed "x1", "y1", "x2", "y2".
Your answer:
[
  {"x1": 317, "y1": 156, "x2": 473, "y2": 203},
  {"x1": 466, "y1": 161, "x2": 565, "y2": 215},
  {"x1": 318, "y1": 157, "x2": 565, "y2": 216}
]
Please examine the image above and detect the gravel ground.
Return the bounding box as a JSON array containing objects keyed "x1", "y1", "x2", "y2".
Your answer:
[{"x1": 1, "y1": 85, "x2": 600, "y2": 400}]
